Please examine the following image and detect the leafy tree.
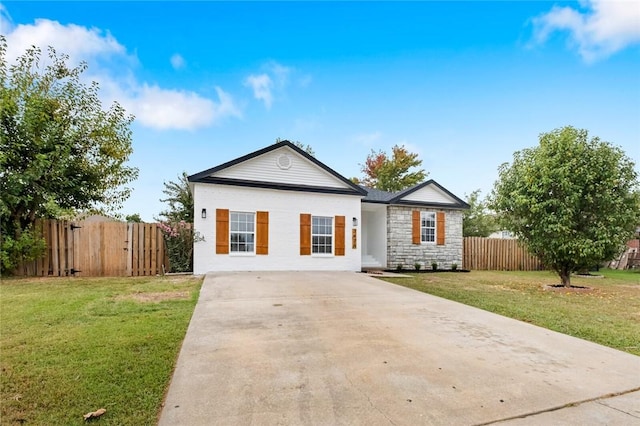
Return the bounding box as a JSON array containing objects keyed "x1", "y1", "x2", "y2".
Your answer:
[
  {"x1": 125, "y1": 213, "x2": 143, "y2": 223},
  {"x1": 359, "y1": 145, "x2": 427, "y2": 192},
  {"x1": 0, "y1": 38, "x2": 138, "y2": 273},
  {"x1": 157, "y1": 172, "x2": 193, "y2": 223},
  {"x1": 490, "y1": 126, "x2": 640, "y2": 286},
  {"x1": 463, "y1": 190, "x2": 498, "y2": 237},
  {"x1": 276, "y1": 137, "x2": 315, "y2": 156}
]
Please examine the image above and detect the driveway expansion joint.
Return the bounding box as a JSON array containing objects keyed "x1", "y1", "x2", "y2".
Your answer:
[
  {"x1": 596, "y1": 400, "x2": 640, "y2": 419},
  {"x1": 474, "y1": 386, "x2": 640, "y2": 425}
]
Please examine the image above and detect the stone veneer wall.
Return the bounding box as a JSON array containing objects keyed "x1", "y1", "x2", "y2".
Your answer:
[{"x1": 387, "y1": 206, "x2": 463, "y2": 270}]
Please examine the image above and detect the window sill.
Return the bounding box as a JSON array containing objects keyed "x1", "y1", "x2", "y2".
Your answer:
[
  {"x1": 229, "y1": 252, "x2": 256, "y2": 257},
  {"x1": 311, "y1": 254, "x2": 334, "y2": 258}
]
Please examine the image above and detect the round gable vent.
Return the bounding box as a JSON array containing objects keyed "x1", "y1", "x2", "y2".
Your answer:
[{"x1": 276, "y1": 154, "x2": 292, "y2": 170}]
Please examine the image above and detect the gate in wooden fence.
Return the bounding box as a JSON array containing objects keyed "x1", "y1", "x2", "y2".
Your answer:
[
  {"x1": 463, "y1": 237, "x2": 544, "y2": 271},
  {"x1": 14, "y1": 219, "x2": 169, "y2": 277}
]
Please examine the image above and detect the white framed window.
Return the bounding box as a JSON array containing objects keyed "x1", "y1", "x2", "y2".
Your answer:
[
  {"x1": 230, "y1": 212, "x2": 255, "y2": 253},
  {"x1": 312, "y1": 216, "x2": 333, "y2": 254},
  {"x1": 421, "y1": 212, "x2": 436, "y2": 243}
]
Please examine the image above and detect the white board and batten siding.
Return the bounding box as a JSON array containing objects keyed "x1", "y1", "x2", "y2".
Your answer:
[
  {"x1": 213, "y1": 146, "x2": 350, "y2": 189},
  {"x1": 192, "y1": 184, "x2": 362, "y2": 273},
  {"x1": 400, "y1": 184, "x2": 458, "y2": 205}
]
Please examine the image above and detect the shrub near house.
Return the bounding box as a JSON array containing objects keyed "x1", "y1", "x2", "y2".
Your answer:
[{"x1": 159, "y1": 221, "x2": 198, "y2": 273}]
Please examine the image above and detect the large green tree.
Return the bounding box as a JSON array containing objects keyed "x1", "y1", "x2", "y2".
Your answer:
[
  {"x1": 463, "y1": 190, "x2": 498, "y2": 237},
  {"x1": 358, "y1": 145, "x2": 427, "y2": 192},
  {"x1": 0, "y1": 38, "x2": 138, "y2": 272},
  {"x1": 490, "y1": 126, "x2": 640, "y2": 286}
]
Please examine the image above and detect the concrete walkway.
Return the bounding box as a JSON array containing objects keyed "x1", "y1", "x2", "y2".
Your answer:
[{"x1": 159, "y1": 272, "x2": 640, "y2": 425}]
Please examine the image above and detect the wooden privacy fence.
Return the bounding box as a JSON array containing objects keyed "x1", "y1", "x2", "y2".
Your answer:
[
  {"x1": 15, "y1": 219, "x2": 169, "y2": 277},
  {"x1": 463, "y1": 237, "x2": 544, "y2": 271}
]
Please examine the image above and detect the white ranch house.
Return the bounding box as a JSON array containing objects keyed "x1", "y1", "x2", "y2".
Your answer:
[{"x1": 189, "y1": 141, "x2": 469, "y2": 274}]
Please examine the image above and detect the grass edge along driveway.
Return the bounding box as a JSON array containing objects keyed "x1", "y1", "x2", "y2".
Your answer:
[
  {"x1": 384, "y1": 269, "x2": 640, "y2": 357},
  {"x1": 1, "y1": 275, "x2": 202, "y2": 426}
]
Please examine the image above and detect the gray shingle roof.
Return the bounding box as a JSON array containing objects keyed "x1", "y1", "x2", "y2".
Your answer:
[
  {"x1": 360, "y1": 186, "x2": 395, "y2": 202},
  {"x1": 361, "y1": 181, "x2": 470, "y2": 209}
]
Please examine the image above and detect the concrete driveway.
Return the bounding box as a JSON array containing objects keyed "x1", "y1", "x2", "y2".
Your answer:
[{"x1": 159, "y1": 272, "x2": 640, "y2": 425}]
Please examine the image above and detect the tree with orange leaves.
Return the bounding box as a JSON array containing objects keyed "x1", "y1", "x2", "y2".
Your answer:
[{"x1": 356, "y1": 145, "x2": 427, "y2": 192}]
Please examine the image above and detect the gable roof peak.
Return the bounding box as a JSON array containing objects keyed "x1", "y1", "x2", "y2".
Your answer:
[
  {"x1": 390, "y1": 179, "x2": 469, "y2": 208},
  {"x1": 361, "y1": 179, "x2": 469, "y2": 209},
  {"x1": 188, "y1": 140, "x2": 305, "y2": 183},
  {"x1": 187, "y1": 140, "x2": 366, "y2": 195}
]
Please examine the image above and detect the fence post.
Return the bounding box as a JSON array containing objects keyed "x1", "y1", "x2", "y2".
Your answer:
[{"x1": 126, "y1": 223, "x2": 133, "y2": 276}]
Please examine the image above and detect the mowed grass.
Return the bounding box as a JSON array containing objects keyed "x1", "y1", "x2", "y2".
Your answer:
[
  {"x1": 384, "y1": 269, "x2": 640, "y2": 356},
  {"x1": 0, "y1": 275, "x2": 202, "y2": 425}
]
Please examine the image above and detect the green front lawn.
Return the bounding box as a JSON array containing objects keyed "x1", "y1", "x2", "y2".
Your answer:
[
  {"x1": 2, "y1": 270, "x2": 638, "y2": 424},
  {"x1": 1, "y1": 275, "x2": 202, "y2": 425},
  {"x1": 384, "y1": 269, "x2": 640, "y2": 356}
]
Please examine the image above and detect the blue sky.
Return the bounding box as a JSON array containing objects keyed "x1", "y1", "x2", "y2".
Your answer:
[{"x1": 2, "y1": 1, "x2": 639, "y2": 221}]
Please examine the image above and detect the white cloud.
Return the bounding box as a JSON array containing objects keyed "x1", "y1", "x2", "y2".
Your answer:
[
  {"x1": 130, "y1": 85, "x2": 241, "y2": 130},
  {"x1": 244, "y1": 61, "x2": 303, "y2": 109},
  {"x1": 265, "y1": 60, "x2": 291, "y2": 86},
  {"x1": 532, "y1": 0, "x2": 640, "y2": 61},
  {"x1": 1, "y1": 4, "x2": 13, "y2": 34},
  {"x1": 2, "y1": 16, "x2": 126, "y2": 67},
  {"x1": 1, "y1": 11, "x2": 239, "y2": 130},
  {"x1": 244, "y1": 73, "x2": 274, "y2": 109},
  {"x1": 170, "y1": 53, "x2": 185, "y2": 70}
]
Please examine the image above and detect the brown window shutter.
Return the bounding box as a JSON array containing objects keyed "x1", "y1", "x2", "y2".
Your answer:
[
  {"x1": 412, "y1": 210, "x2": 421, "y2": 245},
  {"x1": 300, "y1": 213, "x2": 311, "y2": 255},
  {"x1": 436, "y1": 212, "x2": 445, "y2": 245},
  {"x1": 335, "y1": 215, "x2": 345, "y2": 256},
  {"x1": 216, "y1": 209, "x2": 229, "y2": 254},
  {"x1": 256, "y1": 211, "x2": 269, "y2": 255}
]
